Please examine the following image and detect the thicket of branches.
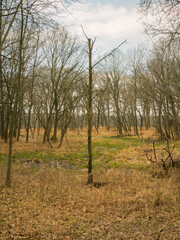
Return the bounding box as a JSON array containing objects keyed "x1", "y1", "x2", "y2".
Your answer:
[
  {"x1": 0, "y1": 0, "x2": 179, "y2": 185},
  {"x1": 0, "y1": 1, "x2": 180, "y2": 145}
]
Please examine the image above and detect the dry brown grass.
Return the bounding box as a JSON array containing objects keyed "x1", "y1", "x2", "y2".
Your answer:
[
  {"x1": 0, "y1": 163, "x2": 180, "y2": 239},
  {"x1": 140, "y1": 128, "x2": 157, "y2": 139},
  {"x1": 0, "y1": 128, "x2": 180, "y2": 239},
  {"x1": 0, "y1": 127, "x2": 156, "y2": 155}
]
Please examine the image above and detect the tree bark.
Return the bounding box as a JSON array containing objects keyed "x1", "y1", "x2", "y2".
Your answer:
[
  {"x1": 87, "y1": 38, "x2": 93, "y2": 184},
  {"x1": 6, "y1": 3, "x2": 24, "y2": 187},
  {"x1": 0, "y1": 0, "x2": 4, "y2": 139}
]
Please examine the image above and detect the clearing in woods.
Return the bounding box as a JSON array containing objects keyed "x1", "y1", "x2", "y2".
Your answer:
[{"x1": 0, "y1": 128, "x2": 180, "y2": 239}]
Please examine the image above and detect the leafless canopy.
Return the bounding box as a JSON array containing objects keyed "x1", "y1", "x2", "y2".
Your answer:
[{"x1": 139, "y1": 0, "x2": 180, "y2": 44}]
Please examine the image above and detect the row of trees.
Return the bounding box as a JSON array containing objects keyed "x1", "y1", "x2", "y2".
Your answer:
[
  {"x1": 0, "y1": 0, "x2": 179, "y2": 186},
  {"x1": 0, "y1": 0, "x2": 79, "y2": 186},
  {"x1": 94, "y1": 43, "x2": 179, "y2": 140},
  {"x1": 1, "y1": 31, "x2": 179, "y2": 143}
]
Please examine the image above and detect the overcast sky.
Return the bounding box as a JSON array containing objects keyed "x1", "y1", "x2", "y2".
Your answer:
[{"x1": 62, "y1": 0, "x2": 149, "y2": 54}]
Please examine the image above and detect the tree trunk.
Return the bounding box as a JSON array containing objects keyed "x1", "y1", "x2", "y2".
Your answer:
[
  {"x1": 106, "y1": 98, "x2": 110, "y2": 131},
  {"x1": 87, "y1": 38, "x2": 93, "y2": 184},
  {"x1": 134, "y1": 72, "x2": 139, "y2": 136},
  {"x1": 4, "y1": 105, "x2": 10, "y2": 143},
  {"x1": 53, "y1": 100, "x2": 58, "y2": 142},
  {"x1": 6, "y1": 3, "x2": 24, "y2": 187},
  {"x1": 0, "y1": 1, "x2": 4, "y2": 139},
  {"x1": 17, "y1": 100, "x2": 23, "y2": 141},
  {"x1": 26, "y1": 106, "x2": 32, "y2": 143}
]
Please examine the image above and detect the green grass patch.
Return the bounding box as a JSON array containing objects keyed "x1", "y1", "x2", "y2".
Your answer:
[
  {"x1": 107, "y1": 160, "x2": 124, "y2": 168},
  {"x1": 12, "y1": 151, "x2": 56, "y2": 161},
  {"x1": 0, "y1": 154, "x2": 6, "y2": 162},
  {"x1": 92, "y1": 137, "x2": 143, "y2": 151},
  {"x1": 58, "y1": 152, "x2": 88, "y2": 162},
  {"x1": 1, "y1": 135, "x2": 157, "y2": 172},
  {"x1": 92, "y1": 155, "x2": 150, "y2": 171}
]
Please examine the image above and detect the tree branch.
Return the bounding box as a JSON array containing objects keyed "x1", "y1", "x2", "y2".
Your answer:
[
  {"x1": 81, "y1": 25, "x2": 89, "y2": 40},
  {"x1": 92, "y1": 40, "x2": 127, "y2": 69}
]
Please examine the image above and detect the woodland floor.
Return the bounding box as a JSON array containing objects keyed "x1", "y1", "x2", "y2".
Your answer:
[{"x1": 0, "y1": 128, "x2": 180, "y2": 240}]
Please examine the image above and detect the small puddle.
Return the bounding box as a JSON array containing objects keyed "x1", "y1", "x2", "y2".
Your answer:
[{"x1": 20, "y1": 159, "x2": 78, "y2": 170}]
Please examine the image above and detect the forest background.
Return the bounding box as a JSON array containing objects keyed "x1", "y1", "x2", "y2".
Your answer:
[{"x1": 0, "y1": 0, "x2": 180, "y2": 239}]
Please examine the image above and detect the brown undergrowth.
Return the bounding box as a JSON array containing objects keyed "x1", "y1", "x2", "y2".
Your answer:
[
  {"x1": 0, "y1": 128, "x2": 180, "y2": 239},
  {"x1": 0, "y1": 163, "x2": 180, "y2": 239}
]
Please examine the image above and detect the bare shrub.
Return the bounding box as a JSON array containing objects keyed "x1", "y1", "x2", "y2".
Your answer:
[{"x1": 145, "y1": 140, "x2": 180, "y2": 177}]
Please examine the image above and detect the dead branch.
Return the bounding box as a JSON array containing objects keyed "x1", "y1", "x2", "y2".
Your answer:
[{"x1": 92, "y1": 40, "x2": 127, "y2": 69}]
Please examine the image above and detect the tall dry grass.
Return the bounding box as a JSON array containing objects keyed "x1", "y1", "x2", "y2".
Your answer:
[
  {"x1": 0, "y1": 127, "x2": 180, "y2": 239},
  {"x1": 0, "y1": 162, "x2": 180, "y2": 239}
]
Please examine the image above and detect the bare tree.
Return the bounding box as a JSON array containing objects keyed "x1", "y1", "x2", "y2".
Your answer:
[
  {"x1": 138, "y1": 42, "x2": 180, "y2": 139},
  {"x1": 81, "y1": 26, "x2": 126, "y2": 183},
  {"x1": 2, "y1": 0, "x2": 80, "y2": 187},
  {"x1": 139, "y1": 0, "x2": 180, "y2": 44},
  {"x1": 100, "y1": 51, "x2": 132, "y2": 136},
  {"x1": 0, "y1": 0, "x2": 23, "y2": 140},
  {"x1": 127, "y1": 47, "x2": 146, "y2": 135},
  {"x1": 35, "y1": 27, "x2": 84, "y2": 144}
]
